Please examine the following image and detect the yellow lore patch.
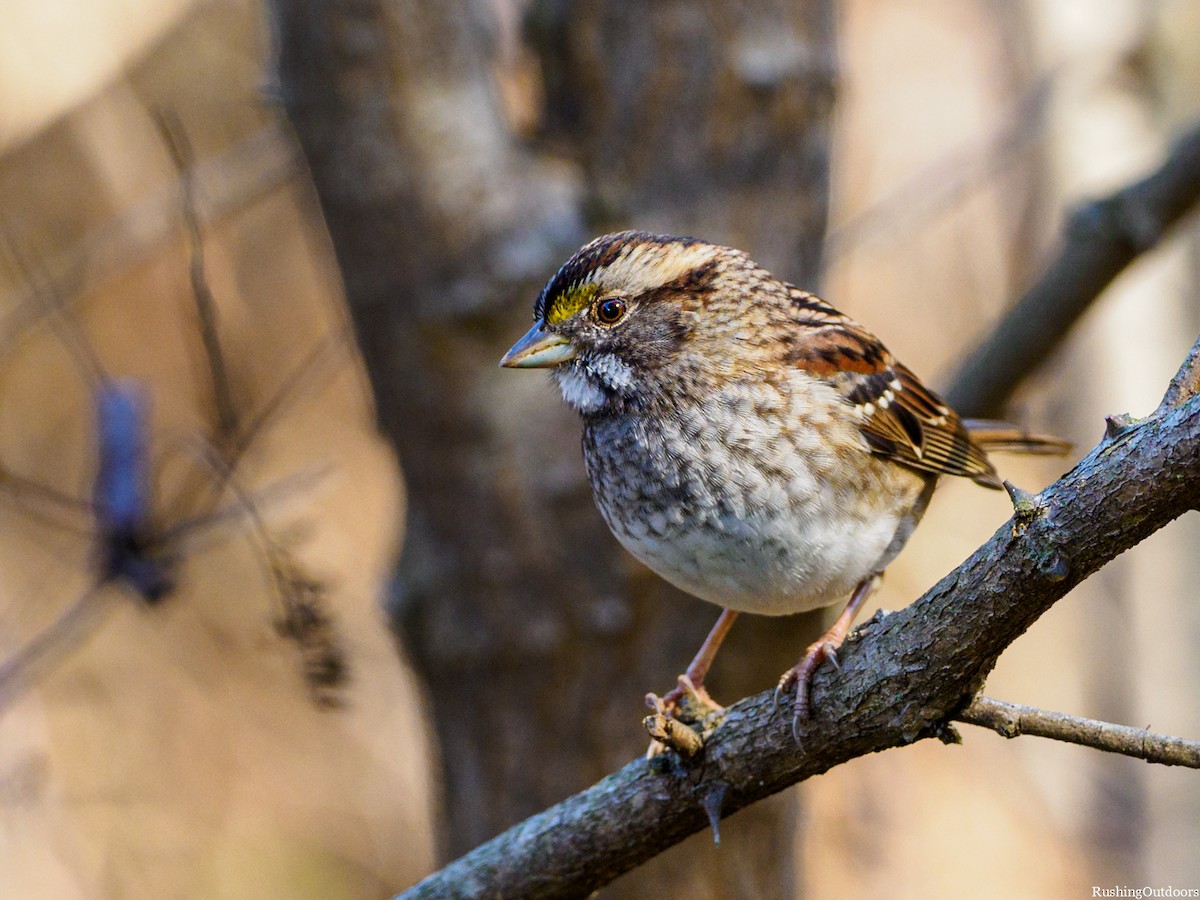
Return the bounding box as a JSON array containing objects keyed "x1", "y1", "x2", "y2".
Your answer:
[{"x1": 546, "y1": 282, "x2": 599, "y2": 324}]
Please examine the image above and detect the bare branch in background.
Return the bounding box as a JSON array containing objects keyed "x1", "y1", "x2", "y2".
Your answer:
[
  {"x1": 154, "y1": 110, "x2": 239, "y2": 443},
  {"x1": 945, "y1": 120, "x2": 1200, "y2": 416},
  {"x1": 0, "y1": 124, "x2": 298, "y2": 346}
]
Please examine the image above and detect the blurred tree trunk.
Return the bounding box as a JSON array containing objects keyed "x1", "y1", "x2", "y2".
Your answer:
[{"x1": 271, "y1": 0, "x2": 835, "y2": 894}]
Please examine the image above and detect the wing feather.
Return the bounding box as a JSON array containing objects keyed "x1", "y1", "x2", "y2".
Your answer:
[{"x1": 785, "y1": 289, "x2": 1001, "y2": 487}]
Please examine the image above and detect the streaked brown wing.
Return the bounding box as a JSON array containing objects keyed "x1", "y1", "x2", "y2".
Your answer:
[{"x1": 787, "y1": 289, "x2": 1001, "y2": 488}]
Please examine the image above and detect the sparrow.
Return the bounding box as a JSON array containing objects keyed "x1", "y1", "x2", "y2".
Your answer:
[{"x1": 500, "y1": 231, "x2": 1066, "y2": 740}]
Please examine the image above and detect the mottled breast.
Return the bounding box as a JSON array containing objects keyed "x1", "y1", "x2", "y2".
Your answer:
[{"x1": 581, "y1": 375, "x2": 930, "y2": 615}]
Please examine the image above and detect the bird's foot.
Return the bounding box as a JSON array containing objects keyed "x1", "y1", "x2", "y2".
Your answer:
[
  {"x1": 775, "y1": 576, "x2": 878, "y2": 742},
  {"x1": 645, "y1": 674, "x2": 725, "y2": 758}
]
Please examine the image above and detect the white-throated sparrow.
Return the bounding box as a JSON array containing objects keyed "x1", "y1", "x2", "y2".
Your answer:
[{"x1": 501, "y1": 231, "x2": 1066, "y2": 739}]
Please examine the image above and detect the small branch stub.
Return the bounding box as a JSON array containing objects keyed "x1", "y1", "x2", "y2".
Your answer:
[
  {"x1": 1104, "y1": 413, "x2": 1139, "y2": 442},
  {"x1": 1002, "y1": 480, "x2": 1043, "y2": 535},
  {"x1": 701, "y1": 782, "x2": 729, "y2": 846}
]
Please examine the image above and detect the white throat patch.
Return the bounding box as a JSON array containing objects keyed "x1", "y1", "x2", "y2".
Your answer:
[
  {"x1": 554, "y1": 366, "x2": 606, "y2": 413},
  {"x1": 553, "y1": 353, "x2": 635, "y2": 414}
]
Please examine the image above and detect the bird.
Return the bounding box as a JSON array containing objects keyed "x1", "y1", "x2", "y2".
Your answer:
[{"x1": 500, "y1": 230, "x2": 1067, "y2": 740}]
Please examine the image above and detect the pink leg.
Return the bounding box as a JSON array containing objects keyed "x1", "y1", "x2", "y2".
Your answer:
[{"x1": 656, "y1": 607, "x2": 739, "y2": 714}]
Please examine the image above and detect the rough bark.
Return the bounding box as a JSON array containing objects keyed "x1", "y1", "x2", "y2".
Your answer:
[{"x1": 529, "y1": 0, "x2": 837, "y2": 279}]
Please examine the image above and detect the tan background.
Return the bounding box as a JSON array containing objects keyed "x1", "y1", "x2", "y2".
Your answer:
[
  {"x1": 0, "y1": 0, "x2": 1197, "y2": 897},
  {"x1": 0, "y1": 3, "x2": 436, "y2": 896}
]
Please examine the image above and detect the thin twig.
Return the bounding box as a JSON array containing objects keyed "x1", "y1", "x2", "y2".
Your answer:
[
  {"x1": 0, "y1": 585, "x2": 115, "y2": 714},
  {"x1": 956, "y1": 695, "x2": 1200, "y2": 769},
  {"x1": 945, "y1": 120, "x2": 1200, "y2": 417},
  {"x1": 154, "y1": 110, "x2": 241, "y2": 443},
  {"x1": 0, "y1": 123, "x2": 298, "y2": 348}
]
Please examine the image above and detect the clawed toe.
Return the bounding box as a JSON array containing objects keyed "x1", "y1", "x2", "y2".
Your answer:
[
  {"x1": 772, "y1": 667, "x2": 798, "y2": 713},
  {"x1": 775, "y1": 637, "x2": 842, "y2": 738}
]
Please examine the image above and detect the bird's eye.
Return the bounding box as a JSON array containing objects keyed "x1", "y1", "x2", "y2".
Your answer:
[{"x1": 594, "y1": 297, "x2": 627, "y2": 326}]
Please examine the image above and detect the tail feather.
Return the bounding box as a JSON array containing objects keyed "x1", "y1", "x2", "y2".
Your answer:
[{"x1": 964, "y1": 418, "x2": 1072, "y2": 456}]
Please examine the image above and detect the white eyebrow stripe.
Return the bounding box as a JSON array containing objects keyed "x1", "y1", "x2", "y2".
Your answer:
[{"x1": 601, "y1": 242, "x2": 721, "y2": 296}]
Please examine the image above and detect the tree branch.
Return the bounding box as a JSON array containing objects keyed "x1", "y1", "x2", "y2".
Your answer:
[
  {"x1": 944, "y1": 120, "x2": 1200, "y2": 417},
  {"x1": 956, "y1": 695, "x2": 1200, "y2": 769},
  {"x1": 398, "y1": 333, "x2": 1200, "y2": 899},
  {"x1": 1159, "y1": 334, "x2": 1200, "y2": 412}
]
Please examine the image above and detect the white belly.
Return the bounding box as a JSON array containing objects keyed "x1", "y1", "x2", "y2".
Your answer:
[{"x1": 610, "y1": 495, "x2": 908, "y2": 615}]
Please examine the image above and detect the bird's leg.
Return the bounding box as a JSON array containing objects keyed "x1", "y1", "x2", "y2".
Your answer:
[
  {"x1": 648, "y1": 607, "x2": 739, "y2": 721},
  {"x1": 645, "y1": 608, "x2": 738, "y2": 757},
  {"x1": 776, "y1": 575, "x2": 880, "y2": 726}
]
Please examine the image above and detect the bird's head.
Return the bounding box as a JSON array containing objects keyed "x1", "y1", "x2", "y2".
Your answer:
[{"x1": 500, "y1": 231, "x2": 764, "y2": 415}]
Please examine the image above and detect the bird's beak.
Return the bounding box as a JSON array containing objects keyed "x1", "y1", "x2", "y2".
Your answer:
[{"x1": 499, "y1": 324, "x2": 577, "y2": 368}]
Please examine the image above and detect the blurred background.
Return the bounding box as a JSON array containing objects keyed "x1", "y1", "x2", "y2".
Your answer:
[{"x1": 0, "y1": 0, "x2": 1198, "y2": 898}]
